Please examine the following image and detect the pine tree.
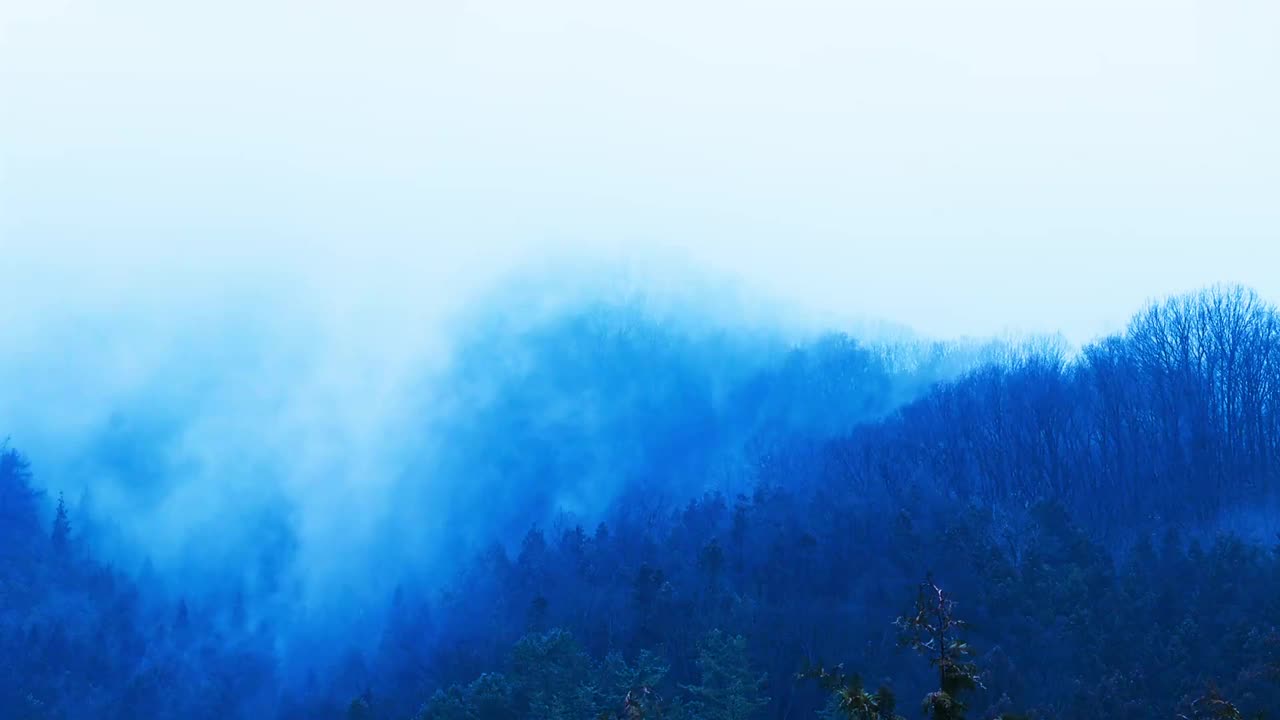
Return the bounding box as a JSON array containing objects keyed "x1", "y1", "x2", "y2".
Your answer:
[
  {"x1": 895, "y1": 576, "x2": 983, "y2": 720},
  {"x1": 51, "y1": 492, "x2": 71, "y2": 554},
  {"x1": 805, "y1": 578, "x2": 1025, "y2": 720},
  {"x1": 680, "y1": 630, "x2": 768, "y2": 720},
  {"x1": 799, "y1": 663, "x2": 901, "y2": 720},
  {"x1": 511, "y1": 629, "x2": 594, "y2": 720},
  {"x1": 0, "y1": 446, "x2": 41, "y2": 550},
  {"x1": 602, "y1": 686, "x2": 666, "y2": 720},
  {"x1": 598, "y1": 650, "x2": 671, "y2": 720},
  {"x1": 600, "y1": 649, "x2": 669, "y2": 707},
  {"x1": 413, "y1": 686, "x2": 469, "y2": 720}
]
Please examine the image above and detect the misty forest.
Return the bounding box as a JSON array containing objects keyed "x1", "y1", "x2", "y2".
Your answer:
[{"x1": 9, "y1": 282, "x2": 1280, "y2": 720}]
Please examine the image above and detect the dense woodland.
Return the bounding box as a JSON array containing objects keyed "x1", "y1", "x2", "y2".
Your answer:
[{"x1": 6, "y1": 285, "x2": 1280, "y2": 719}]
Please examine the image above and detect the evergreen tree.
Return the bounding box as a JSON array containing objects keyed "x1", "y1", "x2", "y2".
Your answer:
[
  {"x1": 0, "y1": 446, "x2": 41, "y2": 552},
  {"x1": 800, "y1": 663, "x2": 901, "y2": 720},
  {"x1": 50, "y1": 492, "x2": 70, "y2": 554},
  {"x1": 680, "y1": 630, "x2": 768, "y2": 720},
  {"x1": 413, "y1": 685, "x2": 469, "y2": 720},
  {"x1": 896, "y1": 577, "x2": 983, "y2": 720},
  {"x1": 511, "y1": 629, "x2": 594, "y2": 720}
]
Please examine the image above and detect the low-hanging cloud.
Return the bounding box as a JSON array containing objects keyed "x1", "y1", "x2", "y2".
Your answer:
[{"x1": 0, "y1": 261, "x2": 986, "y2": 657}]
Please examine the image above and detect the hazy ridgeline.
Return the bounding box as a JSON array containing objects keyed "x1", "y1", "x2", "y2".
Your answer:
[{"x1": 5, "y1": 283, "x2": 1280, "y2": 719}]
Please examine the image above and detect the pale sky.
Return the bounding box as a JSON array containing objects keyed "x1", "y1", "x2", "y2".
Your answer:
[{"x1": 2, "y1": 0, "x2": 1279, "y2": 343}]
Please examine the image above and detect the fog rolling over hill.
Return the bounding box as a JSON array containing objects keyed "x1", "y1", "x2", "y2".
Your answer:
[
  {"x1": 0, "y1": 277, "x2": 983, "y2": 630},
  {"x1": 6, "y1": 280, "x2": 1280, "y2": 719}
]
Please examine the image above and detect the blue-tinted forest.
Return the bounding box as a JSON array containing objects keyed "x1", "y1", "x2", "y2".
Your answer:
[{"x1": 6, "y1": 284, "x2": 1280, "y2": 719}]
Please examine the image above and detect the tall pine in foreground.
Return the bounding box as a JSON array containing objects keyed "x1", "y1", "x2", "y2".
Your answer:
[
  {"x1": 895, "y1": 577, "x2": 983, "y2": 720},
  {"x1": 805, "y1": 576, "x2": 1030, "y2": 720}
]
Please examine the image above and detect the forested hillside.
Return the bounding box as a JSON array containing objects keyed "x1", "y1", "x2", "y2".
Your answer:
[{"x1": 5, "y1": 285, "x2": 1280, "y2": 719}]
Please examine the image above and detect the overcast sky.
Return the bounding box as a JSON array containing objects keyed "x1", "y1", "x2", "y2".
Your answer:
[{"x1": 3, "y1": 0, "x2": 1278, "y2": 343}]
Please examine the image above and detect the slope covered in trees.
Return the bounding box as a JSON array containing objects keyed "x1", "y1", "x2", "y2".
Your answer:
[{"x1": 5, "y1": 285, "x2": 1280, "y2": 719}]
